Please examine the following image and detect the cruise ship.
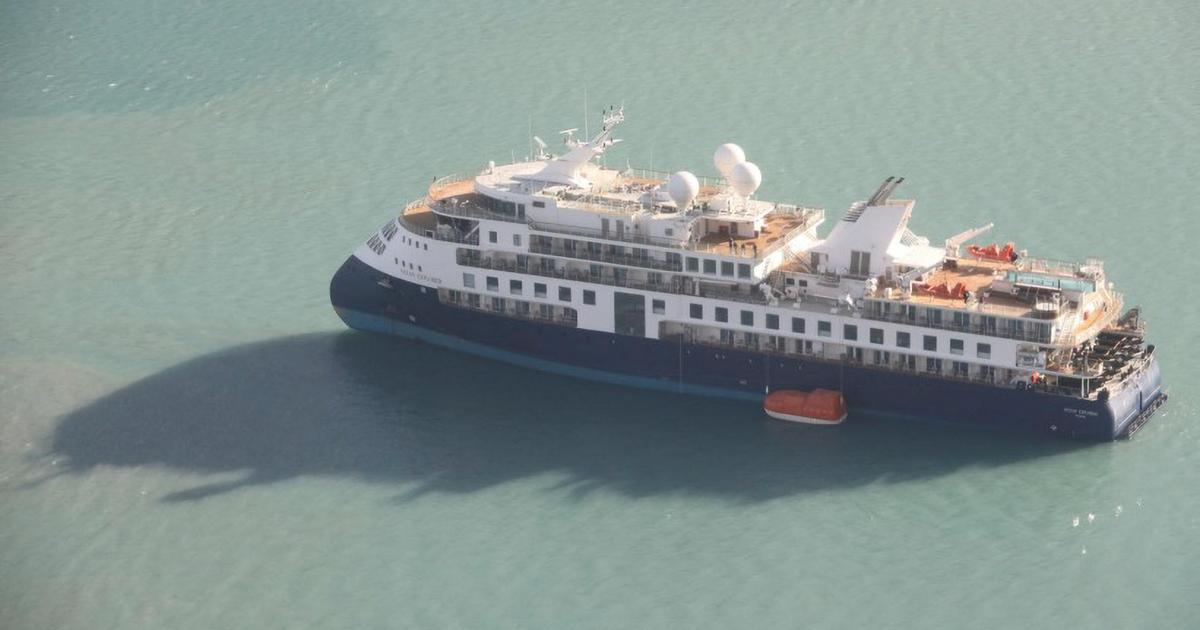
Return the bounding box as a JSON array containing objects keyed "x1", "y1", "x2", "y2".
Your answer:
[{"x1": 330, "y1": 108, "x2": 1166, "y2": 439}]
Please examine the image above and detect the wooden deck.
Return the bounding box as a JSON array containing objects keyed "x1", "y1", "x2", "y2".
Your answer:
[{"x1": 697, "y1": 214, "x2": 807, "y2": 256}]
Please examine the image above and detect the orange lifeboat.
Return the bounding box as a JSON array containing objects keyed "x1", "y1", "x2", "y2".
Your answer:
[
  {"x1": 763, "y1": 389, "x2": 847, "y2": 425},
  {"x1": 967, "y1": 242, "x2": 1017, "y2": 262}
]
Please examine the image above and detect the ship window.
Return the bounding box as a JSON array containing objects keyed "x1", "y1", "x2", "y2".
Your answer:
[
  {"x1": 738, "y1": 264, "x2": 751, "y2": 279},
  {"x1": 583, "y1": 290, "x2": 596, "y2": 305},
  {"x1": 766, "y1": 314, "x2": 779, "y2": 330},
  {"x1": 513, "y1": 234, "x2": 522, "y2": 246},
  {"x1": 703, "y1": 259, "x2": 716, "y2": 274},
  {"x1": 715, "y1": 307, "x2": 728, "y2": 323},
  {"x1": 923, "y1": 335, "x2": 937, "y2": 351},
  {"x1": 517, "y1": 204, "x2": 525, "y2": 219},
  {"x1": 870, "y1": 328, "x2": 884, "y2": 344},
  {"x1": 489, "y1": 231, "x2": 497, "y2": 243},
  {"x1": 652, "y1": 299, "x2": 665, "y2": 314},
  {"x1": 423, "y1": 243, "x2": 428, "y2": 250},
  {"x1": 690, "y1": 303, "x2": 703, "y2": 319},
  {"x1": 721, "y1": 261, "x2": 734, "y2": 277},
  {"x1": 534, "y1": 283, "x2": 547, "y2": 298},
  {"x1": 516, "y1": 301, "x2": 530, "y2": 315},
  {"x1": 953, "y1": 361, "x2": 969, "y2": 377},
  {"x1": 926, "y1": 357, "x2": 942, "y2": 373},
  {"x1": 532, "y1": 200, "x2": 545, "y2": 208},
  {"x1": 896, "y1": 331, "x2": 910, "y2": 348},
  {"x1": 950, "y1": 339, "x2": 964, "y2": 355},
  {"x1": 849, "y1": 250, "x2": 871, "y2": 277},
  {"x1": 977, "y1": 343, "x2": 991, "y2": 359},
  {"x1": 510, "y1": 280, "x2": 522, "y2": 295},
  {"x1": 463, "y1": 273, "x2": 475, "y2": 288},
  {"x1": 665, "y1": 228, "x2": 674, "y2": 236},
  {"x1": 741, "y1": 310, "x2": 754, "y2": 326},
  {"x1": 687, "y1": 257, "x2": 699, "y2": 272},
  {"x1": 818, "y1": 321, "x2": 831, "y2": 337},
  {"x1": 486, "y1": 276, "x2": 498, "y2": 291},
  {"x1": 843, "y1": 324, "x2": 857, "y2": 341},
  {"x1": 791, "y1": 317, "x2": 805, "y2": 333},
  {"x1": 559, "y1": 287, "x2": 571, "y2": 302}
]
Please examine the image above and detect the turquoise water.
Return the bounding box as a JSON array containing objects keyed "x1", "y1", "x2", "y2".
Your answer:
[{"x1": 2, "y1": 1, "x2": 1198, "y2": 627}]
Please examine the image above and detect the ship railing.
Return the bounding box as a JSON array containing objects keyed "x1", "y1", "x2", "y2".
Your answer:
[
  {"x1": 395, "y1": 201, "x2": 481, "y2": 245},
  {"x1": 621, "y1": 167, "x2": 726, "y2": 191},
  {"x1": 428, "y1": 198, "x2": 527, "y2": 224},
  {"x1": 661, "y1": 333, "x2": 1092, "y2": 396},
  {"x1": 758, "y1": 210, "x2": 825, "y2": 259},
  {"x1": 528, "y1": 242, "x2": 683, "y2": 272},
  {"x1": 428, "y1": 173, "x2": 473, "y2": 198},
  {"x1": 858, "y1": 309, "x2": 1055, "y2": 344},
  {"x1": 527, "y1": 220, "x2": 690, "y2": 249},
  {"x1": 555, "y1": 192, "x2": 646, "y2": 215},
  {"x1": 1016, "y1": 256, "x2": 1102, "y2": 278}
]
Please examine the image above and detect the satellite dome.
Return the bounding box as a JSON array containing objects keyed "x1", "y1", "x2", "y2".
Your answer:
[
  {"x1": 713, "y1": 143, "x2": 746, "y2": 177},
  {"x1": 666, "y1": 171, "x2": 700, "y2": 210},
  {"x1": 729, "y1": 161, "x2": 762, "y2": 197}
]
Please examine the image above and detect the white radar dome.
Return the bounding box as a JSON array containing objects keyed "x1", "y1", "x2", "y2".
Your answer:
[
  {"x1": 729, "y1": 161, "x2": 762, "y2": 197},
  {"x1": 666, "y1": 171, "x2": 700, "y2": 210},
  {"x1": 713, "y1": 143, "x2": 746, "y2": 177}
]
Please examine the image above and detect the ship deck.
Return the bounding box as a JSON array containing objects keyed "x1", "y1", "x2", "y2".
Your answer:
[{"x1": 697, "y1": 213, "x2": 808, "y2": 256}]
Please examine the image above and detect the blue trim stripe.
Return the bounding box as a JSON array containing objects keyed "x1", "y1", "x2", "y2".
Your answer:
[{"x1": 335, "y1": 308, "x2": 764, "y2": 403}]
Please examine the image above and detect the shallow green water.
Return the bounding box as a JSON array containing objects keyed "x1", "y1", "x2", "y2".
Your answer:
[{"x1": 2, "y1": 1, "x2": 1198, "y2": 628}]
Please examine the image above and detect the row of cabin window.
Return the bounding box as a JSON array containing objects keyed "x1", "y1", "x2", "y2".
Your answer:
[
  {"x1": 685, "y1": 257, "x2": 753, "y2": 279},
  {"x1": 687, "y1": 304, "x2": 993, "y2": 359},
  {"x1": 400, "y1": 235, "x2": 427, "y2": 251},
  {"x1": 462, "y1": 273, "x2": 596, "y2": 305}
]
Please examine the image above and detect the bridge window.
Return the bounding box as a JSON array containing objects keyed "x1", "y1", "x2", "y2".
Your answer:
[
  {"x1": 463, "y1": 273, "x2": 475, "y2": 289},
  {"x1": 923, "y1": 335, "x2": 937, "y2": 351},
  {"x1": 583, "y1": 290, "x2": 596, "y2": 305},
  {"x1": 509, "y1": 280, "x2": 522, "y2": 295},
  {"x1": 818, "y1": 320, "x2": 831, "y2": 337},
  {"x1": 652, "y1": 299, "x2": 665, "y2": 314},
  {"x1": 870, "y1": 328, "x2": 884, "y2": 344},
  {"x1": 741, "y1": 310, "x2": 754, "y2": 326},
  {"x1": 950, "y1": 339, "x2": 964, "y2": 355},
  {"x1": 559, "y1": 287, "x2": 572, "y2": 302},
  {"x1": 766, "y1": 314, "x2": 779, "y2": 330},
  {"x1": 703, "y1": 259, "x2": 716, "y2": 274},
  {"x1": 791, "y1": 317, "x2": 805, "y2": 333},
  {"x1": 721, "y1": 261, "x2": 734, "y2": 277},
  {"x1": 715, "y1": 307, "x2": 728, "y2": 323},
  {"x1": 738, "y1": 263, "x2": 751, "y2": 279},
  {"x1": 486, "y1": 276, "x2": 498, "y2": 292},
  {"x1": 513, "y1": 234, "x2": 522, "y2": 246},
  {"x1": 977, "y1": 343, "x2": 991, "y2": 359},
  {"x1": 686, "y1": 257, "x2": 699, "y2": 272},
  {"x1": 843, "y1": 324, "x2": 857, "y2": 341},
  {"x1": 896, "y1": 331, "x2": 910, "y2": 348},
  {"x1": 689, "y1": 303, "x2": 703, "y2": 319},
  {"x1": 488, "y1": 231, "x2": 497, "y2": 243},
  {"x1": 534, "y1": 283, "x2": 547, "y2": 298}
]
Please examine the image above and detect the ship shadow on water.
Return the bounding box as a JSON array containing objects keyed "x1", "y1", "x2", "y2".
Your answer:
[{"x1": 52, "y1": 332, "x2": 1088, "y2": 503}]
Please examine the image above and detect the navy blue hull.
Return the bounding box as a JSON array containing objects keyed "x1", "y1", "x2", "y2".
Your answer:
[{"x1": 330, "y1": 256, "x2": 1165, "y2": 440}]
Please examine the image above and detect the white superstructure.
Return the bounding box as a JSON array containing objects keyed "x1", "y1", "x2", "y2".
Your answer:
[{"x1": 354, "y1": 108, "x2": 1141, "y2": 400}]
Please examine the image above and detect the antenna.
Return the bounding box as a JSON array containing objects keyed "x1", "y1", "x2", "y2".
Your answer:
[
  {"x1": 583, "y1": 87, "x2": 589, "y2": 140},
  {"x1": 528, "y1": 113, "x2": 533, "y2": 163}
]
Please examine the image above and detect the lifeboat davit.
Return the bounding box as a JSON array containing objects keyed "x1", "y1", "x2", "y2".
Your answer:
[{"x1": 763, "y1": 389, "x2": 847, "y2": 425}]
